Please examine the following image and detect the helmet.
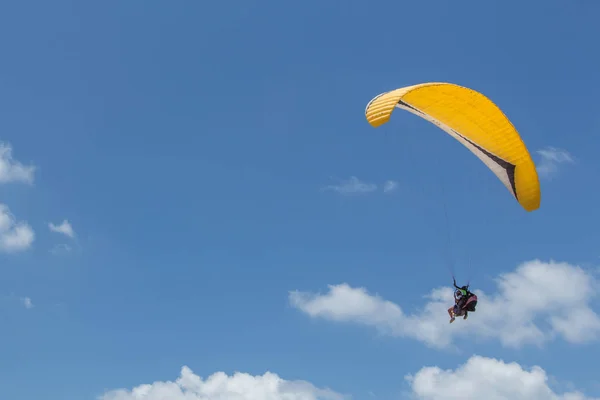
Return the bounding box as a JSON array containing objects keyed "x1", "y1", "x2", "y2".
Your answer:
[{"x1": 455, "y1": 289, "x2": 463, "y2": 298}]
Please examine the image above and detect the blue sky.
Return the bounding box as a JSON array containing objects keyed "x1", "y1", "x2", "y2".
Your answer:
[{"x1": 0, "y1": 1, "x2": 599, "y2": 399}]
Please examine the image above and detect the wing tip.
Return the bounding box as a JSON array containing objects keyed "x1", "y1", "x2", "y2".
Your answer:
[
  {"x1": 364, "y1": 91, "x2": 398, "y2": 128},
  {"x1": 521, "y1": 196, "x2": 541, "y2": 212}
]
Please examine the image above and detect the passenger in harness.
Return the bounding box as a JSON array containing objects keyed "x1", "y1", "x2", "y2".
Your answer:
[{"x1": 448, "y1": 279, "x2": 477, "y2": 323}]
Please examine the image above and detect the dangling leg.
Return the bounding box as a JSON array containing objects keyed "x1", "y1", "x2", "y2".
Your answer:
[
  {"x1": 448, "y1": 306, "x2": 455, "y2": 323},
  {"x1": 463, "y1": 310, "x2": 468, "y2": 320}
]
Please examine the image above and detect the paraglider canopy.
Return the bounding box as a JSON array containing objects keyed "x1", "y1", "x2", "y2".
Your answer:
[{"x1": 365, "y1": 82, "x2": 541, "y2": 212}]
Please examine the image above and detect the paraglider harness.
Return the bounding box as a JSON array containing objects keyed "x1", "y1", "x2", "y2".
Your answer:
[{"x1": 453, "y1": 279, "x2": 477, "y2": 313}]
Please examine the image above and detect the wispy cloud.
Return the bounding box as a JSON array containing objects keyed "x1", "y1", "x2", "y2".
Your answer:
[
  {"x1": 383, "y1": 180, "x2": 398, "y2": 193},
  {"x1": 21, "y1": 297, "x2": 33, "y2": 309},
  {"x1": 290, "y1": 259, "x2": 600, "y2": 349},
  {"x1": 536, "y1": 147, "x2": 574, "y2": 179},
  {"x1": 322, "y1": 176, "x2": 377, "y2": 195},
  {"x1": 0, "y1": 204, "x2": 34, "y2": 253},
  {"x1": 50, "y1": 243, "x2": 72, "y2": 255},
  {"x1": 0, "y1": 142, "x2": 35, "y2": 184},
  {"x1": 48, "y1": 220, "x2": 75, "y2": 238}
]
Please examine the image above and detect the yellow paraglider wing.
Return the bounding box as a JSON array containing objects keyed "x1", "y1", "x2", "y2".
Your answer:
[{"x1": 365, "y1": 82, "x2": 541, "y2": 212}]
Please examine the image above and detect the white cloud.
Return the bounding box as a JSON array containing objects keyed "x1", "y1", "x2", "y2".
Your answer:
[
  {"x1": 383, "y1": 180, "x2": 398, "y2": 193},
  {"x1": 406, "y1": 355, "x2": 599, "y2": 400},
  {"x1": 99, "y1": 366, "x2": 345, "y2": 400},
  {"x1": 0, "y1": 142, "x2": 35, "y2": 184},
  {"x1": 0, "y1": 204, "x2": 34, "y2": 252},
  {"x1": 21, "y1": 297, "x2": 33, "y2": 309},
  {"x1": 537, "y1": 147, "x2": 574, "y2": 179},
  {"x1": 290, "y1": 259, "x2": 600, "y2": 349},
  {"x1": 322, "y1": 176, "x2": 377, "y2": 195},
  {"x1": 48, "y1": 219, "x2": 75, "y2": 238},
  {"x1": 96, "y1": 360, "x2": 598, "y2": 400}
]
